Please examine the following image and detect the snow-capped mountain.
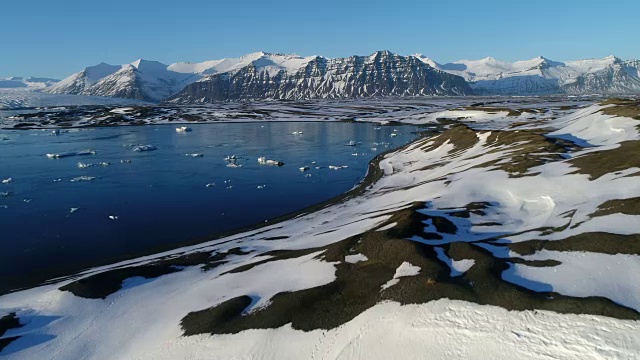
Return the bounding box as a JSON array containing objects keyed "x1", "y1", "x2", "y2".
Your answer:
[
  {"x1": 0, "y1": 76, "x2": 59, "y2": 89},
  {"x1": 415, "y1": 54, "x2": 640, "y2": 95},
  {"x1": 47, "y1": 52, "x2": 640, "y2": 101},
  {"x1": 48, "y1": 51, "x2": 472, "y2": 102},
  {"x1": 170, "y1": 51, "x2": 472, "y2": 102},
  {"x1": 47, "y1": 61, "x2": 198, "y2": 101}
]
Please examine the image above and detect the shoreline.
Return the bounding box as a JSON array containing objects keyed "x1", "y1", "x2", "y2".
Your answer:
[{"x1": 2, "y1": 127, "x2": 436, "y2": 295}]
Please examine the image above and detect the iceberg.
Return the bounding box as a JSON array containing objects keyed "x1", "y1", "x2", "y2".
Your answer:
[
  {"x1": 176, "y1": 126, "x2": 192, "y2": 133},
  {"x1": 132, "y1": 145, "x2": 157, "y2": 152},
  {"x1": 258, "y1": 157, "x2": 284, "y2": 166},
  {"x1": 1, "y1": 178, "x2": 12, "y2": 184},
  {"x1": 46, "y1": 150, "x2": 96, "y2": 158}
]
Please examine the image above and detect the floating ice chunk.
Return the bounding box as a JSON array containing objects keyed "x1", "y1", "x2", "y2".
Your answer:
[
  {"x1": 226, "y1": 185, "x2": 233, "y2": 189},
  {"x1": 371, "y1": 147, "x2": 378, "y2": 151},
  {"x1": 257, "y1": 185, "x2": 266, "y2": 189},
  {"x1": 311, "y1": 161, "x2": 317, "y2": 164},
  {"x1": 108, "y1": 215, "x2": 118, "y2": 220},
  {"x1": 23, "y1": 198, "x2": 32, "y2": 203},
  {"x1": 258, "y1": 157, "x2": 284, "y2": 166},
  {"x1": 132, "y1": 145, "x2": 157, "y2": 152},
  {"x1": 347, "y1": 140, "x2": 357, "y2": 146},
  {"x1": 47, "y1": 149, "x2": 96, "y2": 158},
  {"x1": 0, "y1": 191, "x2": 11, "y2": 197},
  {"x1": 120, "y1": 159, "x2": 132, "y2": 163},
  {"x1": 185, "y1": 153, "x2": 203, "y2": 158},
  {"x1": 70, "y1": 176, "x2": 95, "y2": 182},
  {"x1": 390, "y1": 133, "x2": 398, "y2": 137},
  {"x1": 53, "y1": 178, "x2": 62, "y2": 182},
  {"x1": 225, "y1": 155, "x2": 238, "y2": 161},
  {"x1": 373, "y1": 127, "x2": 381, "y2": 130},
  {"x1": 328, "y1": 165, "x2": 349, "y2": 170},
  {"x1": 227, "y1": 163, "x2": 242, "y2": 168},
  {"x1": 1, "y1": 177, "x2": 12, "y2": 184},
  {"x1": 304, "y1": 173, "x2": 312, "y2": 178},
  {"x1": 291, "y1": 131, "x2": 303, "y2": 135},
  {"x1": 70, "y1": 207, "x2": 79, "y2": 213},
  {"x1": 99, "y1": 162, "x2": 110, "y2": 167},
  {"x1": 77, "y1": 162, "x2": 94, "y2": 169},
  {"x1": 176, "y1": 126, "x2": 192, "y2": 133},
  {"x1": 110, "y1": 107, "x2": 134, "y2": 114},
  {"x1": 205, "y1": 183, "x2": 216, "y2": 188},
  {"x1": 50, "y1": 129, "x2": 60, "y2": 136},
  {"x1": 393, "y1": 129, "x2": 399, "y2": 132},
  {"x1": 299, "y1": 166, "x2": 310, "y2": 171}
]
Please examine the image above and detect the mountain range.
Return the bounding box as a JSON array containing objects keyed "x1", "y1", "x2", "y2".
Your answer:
[
  {"x1": 42, "y1": 51, "x2": 640, "y2": 102},
  {"x1": 0, "y1": 76, "x2": 59, "y2": 89}
]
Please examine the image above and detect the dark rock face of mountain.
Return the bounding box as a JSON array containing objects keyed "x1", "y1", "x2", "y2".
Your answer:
[{"x1": 170, "y1": 51, "x2": 473, "y2": 102}]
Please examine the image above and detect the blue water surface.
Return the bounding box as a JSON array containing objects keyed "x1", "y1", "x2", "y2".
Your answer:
[{"x1": 0, "y1": 122, "x2": 420, "y2": 283}]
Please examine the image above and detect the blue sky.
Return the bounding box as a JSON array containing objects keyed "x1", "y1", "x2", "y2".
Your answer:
[{"x1": 2, "y1": 0, "x2": 639, "y2": 79}]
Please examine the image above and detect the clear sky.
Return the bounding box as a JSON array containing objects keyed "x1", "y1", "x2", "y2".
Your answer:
[{"x1": 2, "y1": 0, "x2": 639, "y2": 79}]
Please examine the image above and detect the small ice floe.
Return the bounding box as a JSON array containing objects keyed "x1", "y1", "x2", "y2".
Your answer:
[
  {"x1": 70, "y1": 207, "x2": 79, "y2": 213},
  {"x1": 226, "y1": 185, "x2": 233, "y2": 189},
  {"x1": 99, "y1": 162, "x2": 110, "y2": 167},
  {"x1": 1, "y1": 178, "x2": 12, "y2": 184},
  {"x1": 133, "y1": 145, "x2": 157, "y2": 152},
  {"x1": 50, "y1": 129, "x2": 60, "y2": 136},
  {"x1": 176, "y1": 126, "x2": 192, "y2": 133},
  {"x1": 393, "y1": 129, "x2": 399, "y2": 132},
  {"x1": 390, "y1": 133, "x2": 398, "y2": 137},
  {"x1": 373, "y1": 127, "x2": 381, "y2": 130},
  {"x1": 347, "y1": 140, "x2": 357, "y2": 146},
  {"x1": 185, "y1": 153, "x2": 203, "y2": 158},
  {"x1": 224, "y1": 155, "x2": 239, "y2": 161},
  {"x1": 258, "y1": 157, "x2": 284, "y2": 166},
  {"x1": 108, "y1": 215, "x2": 119, "y2": 220},
  {"x1": 371, "y1": 147, "x2": 378, "y2": 151},
  {"x1": 47, "y1": 150, "x2": 96, "y2": 158},
  {"x1": 304, "y1": 173, "x2": 312, "y2": 178},
  {"x1": 23, "y1": 198, "x2": 32, "y2": 203},
  {"x1": 77, "y1": 162, "x2": 94, "y2": 169},
  {"x1": 120, "y1": 159, "x2": 132, "y2": 164},
  {"x1": 226, "y1": 163, "x2": 242, "y2": 168},
  {"x1": 205, "y1": 183, "x2": 216, "y2": 188},
  {"x1": 291, "y1": 131, "x2": 303, "y2": 135},
  {"x1": 224, "y1": 179, "x2": 231, "y2": 184},
  {"x1": 0, "y1": 191, "x2": 11, "y2": 197},
  {"x1": 257, "y1": 184, "x2": 266, "y2": 189},
  {"x1": 53, "y1": 178, "x2": 62, "y2": 182},
  {"x1": 311, "y1": 161, "x2": 317, "y2": 164},
  {"x1": 299, "y1": 166, "x2": 310, "y2": 172},
  {"x1": 329, "y1": 165, "x2": 349, "y2": 170},
  {"x1": 70, "y1": 176, "x2": 96, "y2": 182}
]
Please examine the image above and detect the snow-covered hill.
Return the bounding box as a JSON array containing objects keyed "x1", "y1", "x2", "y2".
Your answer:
[
  {"x1": 0, "y1": 77, "x2": 59, "y2": 89},
  {"x1": 415, "y1": 54, "x2": 640, "y2": 95}
]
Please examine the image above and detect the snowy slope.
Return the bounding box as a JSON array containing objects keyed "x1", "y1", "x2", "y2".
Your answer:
[{"x1": 47, "y1": 62, "x2": 121, "y2": 95}]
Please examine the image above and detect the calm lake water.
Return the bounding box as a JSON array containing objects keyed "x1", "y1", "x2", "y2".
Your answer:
[{"x1": 0, "y1": 122, "x2": 421, "y2": 288}]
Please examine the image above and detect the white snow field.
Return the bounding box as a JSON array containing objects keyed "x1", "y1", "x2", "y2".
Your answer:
[{"x1": 1, "y1": 100, "x2": 639, "y2": 359}]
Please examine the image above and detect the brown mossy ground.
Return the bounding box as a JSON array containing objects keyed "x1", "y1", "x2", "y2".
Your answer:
[
  {"x1": 59, "y1": 248, "x2": 250, "y2": 299},
  {"x1": 181, "y1": 204, "x2": 640, "y2": 336},
  {"x1": 508, "y1": 232, "x2": 640, "y2": 256},
  {"x1": 592, "y1": 197, "x2": 640, "y2": 217},
  {"x1": 570, "y1": 140, "x2": 640, "y2": 180},
  {"x1": 417, "y1": 124, "x2": 571, "y2": 177},
  {"x1": 601, "y1": 98, "x2": 640, "y2": 120}
]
